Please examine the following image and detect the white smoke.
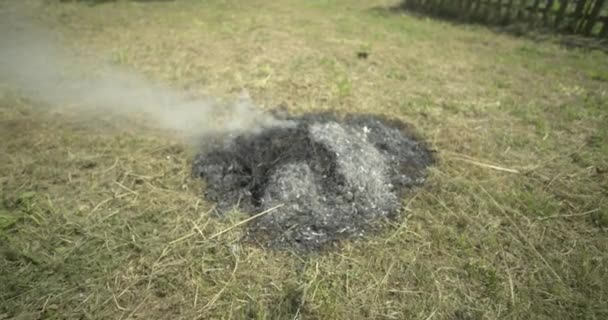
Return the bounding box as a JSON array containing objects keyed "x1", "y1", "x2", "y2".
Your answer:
[{"x1": 0, "y1": 2, "x2": 292, "y2": 142}]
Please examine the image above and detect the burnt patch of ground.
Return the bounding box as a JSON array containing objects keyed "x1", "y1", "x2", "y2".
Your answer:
[{"x1": 193, "y1": 113, "x2": 434, "y2": 250}]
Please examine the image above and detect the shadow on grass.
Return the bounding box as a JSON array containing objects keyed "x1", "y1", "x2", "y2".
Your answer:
[{"x1": 370, "y1": 3, "x2": 608, "y2": 53}]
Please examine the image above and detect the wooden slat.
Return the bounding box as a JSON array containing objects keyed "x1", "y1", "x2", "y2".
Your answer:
[
  {"x1": 418, "y1": 0, "x2": 426, "y2": 10},
  {"x1": 495, "y1": 0, "x2": 503, "y2": 22},
  {"x1": 429, "y1": 0, "x2": 438, "y2": 14},
  {"x1": 437, "y1": 0, "x2": 445, "y2": 15},
  {"x1": 431, "y1": 0, "x2": 440, "y2": 11},
  {"x1": 457, "y1": 0, "x2": 466, "y2": 12},
  {"x1": 504, "y1": 0, "x2": 516, "y2": 23},
  {"x1": 554, "y1": 0, "x2": 570, "y2": 28},
  {"x1": 472, "y1": 0, "x2": 483, "y2": 19},
  {"x1": 453, "y1": 0, "x2": 462, "y2": 18},
  {"x1": 481, "y1": 0, "x2": 492, "y2": 22},
  {"x1": 465, "y1": 0, "x2": 475, "y2": 14},
  {"x1": 600, "y1": 19, "x2": 608, "y2": 37},
  {"x1": 516, "y1": 0, "x2": 527, "y2": 19},
  {"x1": 572, "y1": 0, "x2": 589, "y2": 32},
  {"x1": 466, "y1": 0, "x2": 475, "y2": 11},
  {"x1": 529, "y1": 0, "x2": 542, "y2": 22},
  {"x1": 421, "y1": 0, "x2": 430, "y2": 11},
  {"x1": 543, "y1": 0, "x2": 556, "y2": 25},
  {"x1": 462, "y1": 0, "x2": 474, "y2": 19},
  {"x1": 583, "y1": 0, "x2": 606, "y2": 35}
]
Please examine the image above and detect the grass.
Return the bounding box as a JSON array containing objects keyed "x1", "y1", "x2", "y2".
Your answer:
[{"x1": 1, "y1": 0, "x2": 608, "y2": 319}]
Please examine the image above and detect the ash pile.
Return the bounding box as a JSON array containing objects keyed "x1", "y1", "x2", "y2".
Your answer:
[{"x1": 193, "y1": 113, "x2": 434, "y2": 250}]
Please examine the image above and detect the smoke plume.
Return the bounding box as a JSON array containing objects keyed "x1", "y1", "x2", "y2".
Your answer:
[{"x1": 0, "y1": 2, "x2": 291, "y2": 141}]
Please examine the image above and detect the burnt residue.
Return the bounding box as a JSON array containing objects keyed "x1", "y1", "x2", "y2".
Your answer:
[{"x1": 193, "y1": 113, "x2": 434, "y2": 250}]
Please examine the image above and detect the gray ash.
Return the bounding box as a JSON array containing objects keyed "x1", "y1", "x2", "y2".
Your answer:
[{"x1": 193, "y1": 113, "x2": 434, "y2": 250}]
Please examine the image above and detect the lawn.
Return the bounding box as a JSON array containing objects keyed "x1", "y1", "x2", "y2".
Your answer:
[{"x1": 1, "y1": 0, "x2": 607, "y2": 319}]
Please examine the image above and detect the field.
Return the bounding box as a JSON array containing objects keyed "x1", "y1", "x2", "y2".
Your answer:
[{"x1": 1, "y1": 0, "x2": 608, "y2": 319}]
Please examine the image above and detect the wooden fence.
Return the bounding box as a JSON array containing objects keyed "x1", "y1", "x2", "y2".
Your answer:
[{"x1": 400, "y1": 0, "x2": 608, "y2": 37}]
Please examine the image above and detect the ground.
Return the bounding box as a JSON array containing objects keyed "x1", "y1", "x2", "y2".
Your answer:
[{"x1": 1, "y1": 0, "x2": 607, "y2": 319}]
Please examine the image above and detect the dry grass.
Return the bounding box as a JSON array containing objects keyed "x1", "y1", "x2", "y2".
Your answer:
[{"x1": 1, "y1": 0, "x2": 608, "y2": 319}]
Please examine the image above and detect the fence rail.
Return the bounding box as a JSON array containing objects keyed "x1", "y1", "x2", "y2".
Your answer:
[{"x1": 400, "y1": 0, "x2": 608, "y2": 37}]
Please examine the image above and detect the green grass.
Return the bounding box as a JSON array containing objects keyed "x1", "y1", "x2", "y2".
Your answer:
[{"x1": 1, "y1": 0, "x2": 608, "y2": 319}]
